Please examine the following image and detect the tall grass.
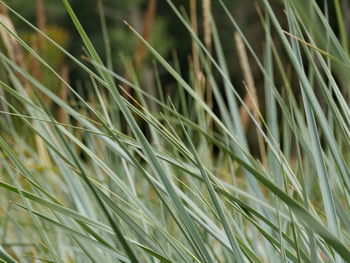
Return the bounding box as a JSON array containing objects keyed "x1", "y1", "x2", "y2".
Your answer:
[{"x1": 0, "y1": 0, "x2": 349, "y2": 262}]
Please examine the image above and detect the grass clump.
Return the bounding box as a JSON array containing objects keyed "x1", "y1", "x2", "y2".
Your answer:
[{"x1": 0, "y1": 0, "x2": 349, "y2": 262}]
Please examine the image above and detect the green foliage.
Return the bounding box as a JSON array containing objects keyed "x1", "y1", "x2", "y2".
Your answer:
[{"x1": 0, "y1": 0, "x2": 349, "y2": 262}]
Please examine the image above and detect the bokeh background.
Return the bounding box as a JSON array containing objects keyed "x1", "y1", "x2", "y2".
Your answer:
[
  {"x1": 2, "y1": 0, "x2": 344, "y2": 99},
  {"x1": 0, "y1": 0, "x2": 347, "y2": 153},
  {"x1": 2, "y1": 0, "x2": 269, "y2": 92}
]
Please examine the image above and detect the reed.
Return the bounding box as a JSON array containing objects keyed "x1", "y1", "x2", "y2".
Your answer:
[{"x1": 0, "y1": 0, "x2": 349, "y2": 262}]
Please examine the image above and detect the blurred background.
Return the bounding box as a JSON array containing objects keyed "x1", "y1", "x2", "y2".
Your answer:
[
  {"x1": 0, "y1": 0, "x2": 348, "y2": 153},
  {"x1": 1, "y1": 0, "x2": 346, "y2": 100},
  {"x1": 1, "y1": 0, "x2": 269, "y2": 94}
]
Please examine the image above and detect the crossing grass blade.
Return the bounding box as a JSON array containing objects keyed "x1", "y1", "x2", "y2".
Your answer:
[{"x1": 1, "y1": 0, "x2": 350, "y2": 262}]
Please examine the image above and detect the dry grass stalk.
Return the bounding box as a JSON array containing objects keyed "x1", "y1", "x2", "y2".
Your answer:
[
  {"x1": 235, "y1": 32, "x2": 266, "y2": 163},
  {"x1": 0, "y1": 10, "x2": 30, "y2": 93},
  {"x1": 0, "y1": 4, "x2": 8, "y2": 16},
  {"x1": 0, "y1": 13, "x2": 24, "y2": 66},
  {"x1": 202, "y1": 0, "x2": 212, "y2": 54},
  {"x1": 202, "y1": 0, "x2": 213, "y2": 130},
  {"x1": 122, "y1": 0, "x2": 157, "y2": 104},
  {"x1": 36, "y1": 0, "x2": 46, "y2": 49},
  {"x1": 190, "y1": 0, "x2": 201, "y2": 94},
  {"x1": 30, "y1": 0, "x2": 47, "y2": 83},
  {"x1": 134, "y1": 0, "x2": 157, "y2": 70},
  {"x1": 57, "y1": 65, "x2": 70, "y2": 123}
]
